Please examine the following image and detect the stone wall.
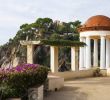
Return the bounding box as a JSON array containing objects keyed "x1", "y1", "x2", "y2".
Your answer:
[{"x1": 49, "y1": 69, "x2": 108, "y2": 80}]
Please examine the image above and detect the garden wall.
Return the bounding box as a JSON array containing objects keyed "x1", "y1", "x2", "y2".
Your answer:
[{"x1": 49, "y1": 69, "x2": 107, "y2": 80}]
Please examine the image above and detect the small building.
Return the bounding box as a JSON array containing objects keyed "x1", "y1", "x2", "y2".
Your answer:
[{"x1": 79, "y1": 15, "x2": 110, "y2": 70}]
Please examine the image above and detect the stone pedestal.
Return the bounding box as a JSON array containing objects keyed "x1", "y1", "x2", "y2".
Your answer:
[
  {"x1": 47, "y1": 75, "x2": 64, "y2": 91},
  {"x1": 28, "y1": 85, "x2": 44, "y2": 100}
]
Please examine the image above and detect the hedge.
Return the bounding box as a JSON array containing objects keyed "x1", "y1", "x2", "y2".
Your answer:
[{"x1": 40, "y1": 39, "x2": 86, "y2": 47}]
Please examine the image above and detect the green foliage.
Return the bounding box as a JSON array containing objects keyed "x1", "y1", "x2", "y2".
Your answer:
[
  {"x1": 62, "y1": 34, "x2": 79, "y2": 41},
  {"x1": 49, "y1": 33, "x2": 80, "y2": 41},
  {"x1": 49, "y1": 33, "x2": 61, "y2": 40},
  {"x1": 41, "y1": 39, "x2": 85, "y2": 47},
  {"x1": 33, "y1": 46, "x2": 50, "y2": 66},
  {"x1": 93, "y1": 67, "x2": 102, "y2": 77},
  {"x1": 52, "y1": 20, "x2": 81, "y2": 34}
]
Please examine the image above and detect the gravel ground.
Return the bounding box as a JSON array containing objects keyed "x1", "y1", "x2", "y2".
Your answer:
[{"x1": 44, "y1": 77, "x2": 110, "y2": 100}]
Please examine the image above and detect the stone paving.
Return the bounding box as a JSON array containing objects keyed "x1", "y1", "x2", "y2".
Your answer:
[{"x1": 44, "y1": 77, "x2": 110, "y2": 100}]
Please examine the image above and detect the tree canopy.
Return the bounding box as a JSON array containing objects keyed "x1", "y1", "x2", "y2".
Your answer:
[{"x1": 12, "y1": 18, "x2": 81, "y2": 44}]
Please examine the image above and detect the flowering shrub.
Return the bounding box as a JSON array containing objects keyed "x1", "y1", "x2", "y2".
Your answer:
[{"x1": 0, "y1": 64, "x2": 49, "y2": 99}]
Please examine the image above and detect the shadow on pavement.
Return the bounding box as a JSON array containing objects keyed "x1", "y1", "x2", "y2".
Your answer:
[{"x1": 44, "y1": 86, "x2": 87, "y2": 100}]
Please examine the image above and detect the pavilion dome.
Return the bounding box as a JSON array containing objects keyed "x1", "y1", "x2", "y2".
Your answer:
[{"x1": 79, "y1": 15, "x2": 110, "y2": 32}]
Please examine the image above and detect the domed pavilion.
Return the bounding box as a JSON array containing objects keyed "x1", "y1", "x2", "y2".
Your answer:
[{"x1": 79, "y1": 15, "x2": 110, "y2": 70}]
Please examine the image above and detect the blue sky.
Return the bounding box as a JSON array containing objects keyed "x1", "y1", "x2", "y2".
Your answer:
[{"x1": 0, "y1": 0, "x2": 110, "y2": 45}]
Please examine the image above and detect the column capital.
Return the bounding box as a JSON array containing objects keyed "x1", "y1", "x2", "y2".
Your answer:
[
  {"x1": 86, "y1": 36, "x2": 90, "y2": 38},
  {"x1": 80, "y1": 36, "x2": 85, "y2": 38},
  {"x1": 93, "y1": 38, "x2": 98, "y2": 40},
  {"x1": 100, "y1": 35, "x2": 106, "y2": 38},
  {"x1": 71, "y1": 47, "x2": 78, "y2": 51},
  {"x1": 105, "y1": 37, "x2": 110, "y2": 40},
  {"x1": 86, "y1": 36, "x2": 91, "y2": 39}
]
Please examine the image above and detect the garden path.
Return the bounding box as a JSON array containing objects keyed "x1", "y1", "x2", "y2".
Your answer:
[{"x1": 44, "y1": 77, "x2": 110, "y2": 100}]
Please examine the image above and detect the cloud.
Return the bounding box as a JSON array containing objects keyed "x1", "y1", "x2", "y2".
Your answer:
[{"x1": 0, "y1": 0, "x2": 110, "y2": 45}]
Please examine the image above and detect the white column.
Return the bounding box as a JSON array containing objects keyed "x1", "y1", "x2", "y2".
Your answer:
[
  {"x1": 71, "y1": 47, "x2": 78, "y2": 71},
  {"x1": 79, "y1": 37, "x2": 84, "y2": 70},
  {"x1": 93, "y1": 39, "x2": 98, "y2": 67},
  {"x1": 27, "y1": 44, "x2": 34, "y2": 64},
  {"x1": 85, "y1": 37, "x2": 91, "y2": 69},
  {"x1": 100, "y1": 36, "x2": 106, "y2": 69},
  {"x1": 50, "y1": 46, "x2": 58, "y2": 73},
  {"x1": 106, "y1": 38, "x2": 110, "y2": 69},
  {"x1": 83, "y1": 38, "x2": 86, "y2": 68}
]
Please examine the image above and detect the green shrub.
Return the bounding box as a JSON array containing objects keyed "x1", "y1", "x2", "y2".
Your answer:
[
  {"x1": 41, "y1": 39, "x2": 85, "y2": 47},
  {"x1": 0, "y1": 64, "x2": 49, "y2": 99},
  {"x1": 93, "y1": 67, "x2": 102, "y2": 77}
]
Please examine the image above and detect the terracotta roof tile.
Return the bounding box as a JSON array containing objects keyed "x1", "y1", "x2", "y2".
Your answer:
[{"x1": 79, "y1": 15, "x2": 110, "y2": 32}]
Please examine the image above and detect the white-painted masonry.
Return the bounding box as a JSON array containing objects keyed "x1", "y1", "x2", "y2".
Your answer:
[
  {"x1": 93, "y1": 39, "x2": 98, "y2": 67},
  {"x1": 80, "y1": 30, "x2": 110, "y2": 69}
]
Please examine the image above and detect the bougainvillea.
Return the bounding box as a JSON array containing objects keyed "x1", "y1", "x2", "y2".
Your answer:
[{"x1": 0, "y1": 64, "x2": 39, "y2": 83}]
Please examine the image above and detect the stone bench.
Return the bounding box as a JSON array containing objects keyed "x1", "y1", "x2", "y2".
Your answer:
[{"x1": 47, "y1": 75, "x2": 64, "y2": 91}]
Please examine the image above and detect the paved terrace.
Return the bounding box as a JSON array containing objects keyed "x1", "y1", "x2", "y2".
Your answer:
[{"x1": 44, "y1": 77, "x2": 110, "y2": 100}]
